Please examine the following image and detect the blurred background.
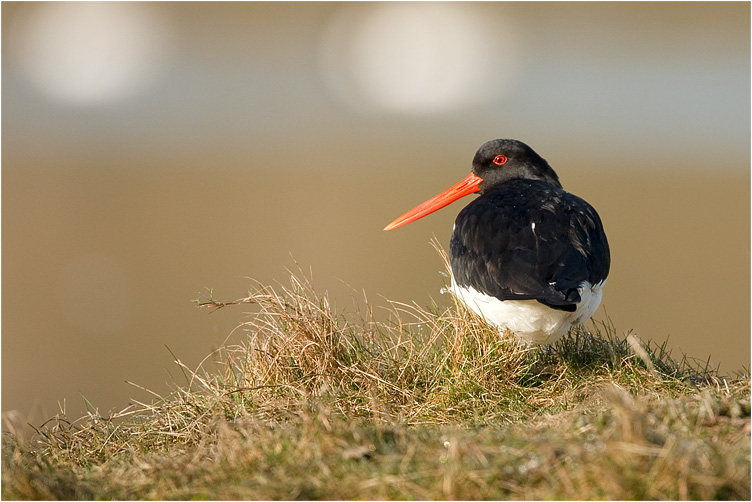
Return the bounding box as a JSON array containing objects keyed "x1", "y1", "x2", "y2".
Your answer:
[{"x1": 3, "y1": 2, "x2": 749, "y2": 425}]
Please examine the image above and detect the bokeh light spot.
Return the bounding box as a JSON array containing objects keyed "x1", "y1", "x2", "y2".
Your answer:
[
  {"x1": 319, "y1": 3, "x2": 521, "y2": 115},
  {"x1": 8, "y1": 2, "x2": 174, "y2": 106}
]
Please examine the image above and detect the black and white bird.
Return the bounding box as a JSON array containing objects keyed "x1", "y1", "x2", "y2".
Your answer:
[{"x1": 384, "y1": 139, "x2": 610, "y2": 345}]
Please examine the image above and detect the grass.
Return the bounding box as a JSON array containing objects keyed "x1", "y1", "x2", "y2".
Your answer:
[{"x1": 2, "y1": 246, "x2": 750, "y2": 499}]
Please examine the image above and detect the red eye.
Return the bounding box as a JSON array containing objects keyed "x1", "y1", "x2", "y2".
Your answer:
[{"x1": 493, "y1": 155, "x2": 507, "y2": 165}]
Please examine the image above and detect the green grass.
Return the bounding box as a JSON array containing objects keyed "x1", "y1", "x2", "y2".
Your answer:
[{"x1": 3, "y1": 250, "x2": 750, "y2": 499}]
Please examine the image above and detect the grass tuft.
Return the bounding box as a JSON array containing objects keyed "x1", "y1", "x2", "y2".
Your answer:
[{"x1": 3, "y1": 245, "x2": 749, "y2": 499}]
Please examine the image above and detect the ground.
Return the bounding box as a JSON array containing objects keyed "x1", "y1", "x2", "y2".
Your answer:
[{"x1": 2, "y1": 270, "x2": 749, "y2": 500}]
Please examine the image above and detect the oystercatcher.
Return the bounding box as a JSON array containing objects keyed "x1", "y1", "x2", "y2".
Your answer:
[{"x1": 384, "y1": 139, "x2": 610, "y2": 345}]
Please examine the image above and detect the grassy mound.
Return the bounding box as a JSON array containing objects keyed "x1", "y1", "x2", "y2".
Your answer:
[{"x1": 3, "y1": 257, "x2": 749, "y2": 499}]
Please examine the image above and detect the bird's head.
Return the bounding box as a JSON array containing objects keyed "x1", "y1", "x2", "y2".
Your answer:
[
  {"x1": 471, "y1": 139, "x2": 561, "y2": 193},
  {"x1": 384, "y1": 139, "x2": 560, "y2": 231}
]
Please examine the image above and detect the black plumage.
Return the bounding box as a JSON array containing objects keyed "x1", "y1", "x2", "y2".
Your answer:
[{"x1": 449, "y1": 139, "x2": 610, "y2": 312}]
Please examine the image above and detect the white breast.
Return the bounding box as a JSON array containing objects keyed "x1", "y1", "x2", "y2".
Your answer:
[{"x1": 450, "y1": 280, "x2": 605, "y2": 345}]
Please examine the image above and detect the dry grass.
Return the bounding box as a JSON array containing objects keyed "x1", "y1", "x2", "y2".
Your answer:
[{"x1": 3, "y1": 247, "x2": 750, "y2": 499}]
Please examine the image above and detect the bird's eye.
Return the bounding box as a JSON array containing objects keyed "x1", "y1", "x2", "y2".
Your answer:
[{"x1": 493, "y1": 155, "x2": 507, "y2": 165}]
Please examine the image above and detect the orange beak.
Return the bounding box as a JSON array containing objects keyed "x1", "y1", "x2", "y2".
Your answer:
[{"x1": 384, "y1": 172, "x2": 483, "y2": 231}]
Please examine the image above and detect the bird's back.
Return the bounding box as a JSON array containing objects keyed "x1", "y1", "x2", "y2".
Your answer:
[{"x1": 450, "y1": 179, "x2": 610, "y2": 312}]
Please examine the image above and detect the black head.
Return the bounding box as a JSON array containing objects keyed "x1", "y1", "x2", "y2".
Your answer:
[{"x1": 472, "y1": 139, "x2": 562, "y2": 193}]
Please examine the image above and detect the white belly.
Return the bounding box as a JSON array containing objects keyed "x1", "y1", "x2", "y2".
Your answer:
[{"x1": 450, "y1": 280, "x2": 605, "y2": 345}]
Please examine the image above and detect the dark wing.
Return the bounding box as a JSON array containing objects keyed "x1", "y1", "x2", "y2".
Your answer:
[{"x1": 449, "y1": 180, "x2": 610, "y2": 311}]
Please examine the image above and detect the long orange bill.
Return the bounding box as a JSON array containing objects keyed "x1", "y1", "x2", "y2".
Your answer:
[{"x1": 384, "y1": 172, "x2": 483, "y2": 230}]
